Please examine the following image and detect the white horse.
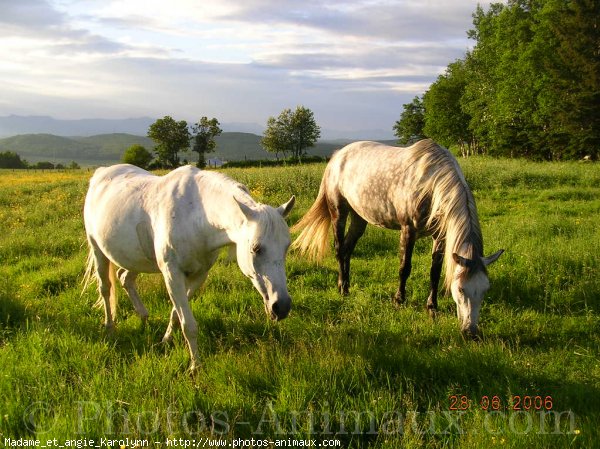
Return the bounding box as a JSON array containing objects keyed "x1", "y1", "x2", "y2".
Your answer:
[
  {"x1": 293, "y1": 140, "x2": 503, "y2": 338},
  {"x1": 83, "y1": 164, "x2": 295, "y2": 370}
]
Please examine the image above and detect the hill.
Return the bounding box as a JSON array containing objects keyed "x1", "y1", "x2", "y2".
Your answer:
[
  {"x1": 0, "y1": 132, "x2": 351, "y2": 165},
  {"x1": 0, "y1": 133, "x2": 155, "y2": 164}
]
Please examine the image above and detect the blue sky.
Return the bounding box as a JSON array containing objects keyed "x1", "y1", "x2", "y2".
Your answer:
[{"x1": 0, "y1": 0, "x2": 497, "y2": 138}]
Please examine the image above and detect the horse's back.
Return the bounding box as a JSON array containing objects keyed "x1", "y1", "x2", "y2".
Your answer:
[
  {"x1": 326, "y1": 139, "x2": 450, "y2": 229},
  {"x1": 84, "y1": 165, "x2": 240, "y2": 274}
]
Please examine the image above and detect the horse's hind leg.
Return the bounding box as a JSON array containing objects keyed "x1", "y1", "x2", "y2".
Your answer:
[
  {"x1": 394, "y1": 226, "x2": 416, "y2": 305},
  {"x1": 340, "y1": 210, "x2": 367, "y2": 294},
  {"x1": 116, "y1": 268, "x2": 149, "y2": 324},
  {"x1": 88, "y1": 240, "x2": 116, "y2": 331},
  {"x1": 426, "y1": 238, "x2": 444, "y2": 318},
  {"x1": 330, "y1": 199, "x2": 350, "y2": 295},
  {"x1": 162, "y1": 307, "x2": 180, "y2": 344}
]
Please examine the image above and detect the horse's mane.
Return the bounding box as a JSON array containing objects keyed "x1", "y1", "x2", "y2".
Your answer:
[
  {"x1": 410, "y1": 139, "x2": 484, "y2": 290},
  {"x1": 198, "y1": 169, "x2": 281, "y2": 238}
]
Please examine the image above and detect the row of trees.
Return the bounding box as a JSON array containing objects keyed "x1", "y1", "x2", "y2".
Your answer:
[
  {"x1": 132, "y1": 106, "x2": 321, "y2": 169},
  {"x1": 395, "y1": 0, "x2": 599, "y2": 160},
  {"x1": 0, "y1": 151, "x2": 80, "y2": 169}
]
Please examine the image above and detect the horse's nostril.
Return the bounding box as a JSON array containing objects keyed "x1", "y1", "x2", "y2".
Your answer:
[{"x1": 272, "y1": 301, "x2": 280, "y2": 316}]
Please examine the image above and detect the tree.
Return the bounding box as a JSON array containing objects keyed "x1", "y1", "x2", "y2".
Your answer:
[
  {"x1": 533, "y1": 0, "x2": 600, "y2": 160},
  {"x1": 262, "y1": 106, "x2": 321, "y2": 160},
  {"x1": 456, "y1": 0, "x2": 599, "y2": 160},
  {"x1": 33, "y1": 161, "x2": 55, "y2": 169},
  {"x1": 393, "y1": 96, "x2": 425, "y2": 145},
  {"x1": 191, "y1": 117, "x2": 222, "y2": 168},
  {"x1": 0, "y1": 151, "x2": 28, "y2": 169},
  {"x1": 122, "y1": 144, "x2": 153, "y2": 169},
  {"x1": 147, "y1": 116, "x2": 190, "y2": 168},
  {"x1": 423, "y1": 60, "x2": 477, "y2": 156},
  {"x1": 262, "y1": 113, "x2": 292, "y2": 160}
]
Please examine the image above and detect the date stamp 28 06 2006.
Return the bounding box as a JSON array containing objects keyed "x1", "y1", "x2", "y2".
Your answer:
[{"x1": 449, "y1": 394, "x2": 554, "y2": 412}]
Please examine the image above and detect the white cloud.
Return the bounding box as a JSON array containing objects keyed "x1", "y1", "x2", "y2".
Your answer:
[{"x1": 0, "y1": 0, "x2": 500, "y2": 136}]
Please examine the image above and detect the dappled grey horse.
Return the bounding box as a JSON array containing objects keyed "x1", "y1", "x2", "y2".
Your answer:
[{"x1": 293, "y1": 139, "x2": 503, "y2": 337}]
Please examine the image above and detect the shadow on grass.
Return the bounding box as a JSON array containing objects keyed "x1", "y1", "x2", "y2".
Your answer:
[
  {"x1": 332, "y1": 326, "x2": 600, "y2": 431},
  {"x1": 490, "y1": 271, "x2": 600, "y2": 315},
  {"x1": 0, "y1": 284, "x2": 28, "y2": 338}
]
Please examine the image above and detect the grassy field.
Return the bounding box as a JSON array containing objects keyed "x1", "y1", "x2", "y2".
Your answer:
[{"x1": 0, "y1": 159, "x2": 598, "y2": 448}]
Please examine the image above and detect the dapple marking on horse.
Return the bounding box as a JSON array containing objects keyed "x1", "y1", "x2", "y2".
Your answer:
[
  {"x1": 83, "y1": 164, "x2": 295, "y2": 370},
  {"x1": 292, "y1": 139, "x2": 503, "y2": 338}
]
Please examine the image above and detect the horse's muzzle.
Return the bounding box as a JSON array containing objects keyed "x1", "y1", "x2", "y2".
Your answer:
[
  {"x1": 269, "y1": 297, "x2": 291, "y2": 321},
  {"x1": 462, "y1": 324, "x2": 481, "y2": 341}
]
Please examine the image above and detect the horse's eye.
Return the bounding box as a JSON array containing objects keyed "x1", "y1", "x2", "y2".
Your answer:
[
  {"x1": 252, "y1": 244, "x2": 262, "y2": 255},
  {"x1": 458, "y1": 287, "x2": 465, "y2": 295}
]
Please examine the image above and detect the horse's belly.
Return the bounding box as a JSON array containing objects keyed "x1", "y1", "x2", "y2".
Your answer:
[
  {"x1": 85, "y1": 186, "x2": 160, "y2": 273},
  {"x1": 96, "y1": 225, "x2": 160, "y2": 273},
  {"x1": 352, "y1": 203, "x2": 402, "y2": 230}
]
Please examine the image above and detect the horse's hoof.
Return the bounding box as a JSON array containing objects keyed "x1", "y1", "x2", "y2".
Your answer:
[
  {"x1": 461, "y1": 329, "x2": 482, "y2": 342},
  {"x1": 427, "y1": 308, "x2": 437, "y2": 320},
  {"x1": 392, "y1": 293, "x2": 406, "y2": 306},
  {"x1": 188, "y1": 361, "x2": 200, "y2": 373},
  {"x1": 139, "y1": 317, "x2": 149, "y2": 331},
  {"x1": 103, "y1": 324, "x2": 116, "y2": 337}
]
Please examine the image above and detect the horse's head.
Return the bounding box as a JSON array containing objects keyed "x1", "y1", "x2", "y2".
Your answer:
[
  {"x1": 451, "y1": 249, "x2": 504, "y2": 339},
  {"x1": 234, "y1": 196, "x2": 295, "y2": 321}
]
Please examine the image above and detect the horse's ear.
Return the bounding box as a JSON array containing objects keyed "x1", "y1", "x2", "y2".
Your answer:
[
  {"x1": 234, "y1": 196, "x2": 258, "y2": 221},
  {"x1": 277, "y1": 195, "x2": 295, "y2": 218},
  {"x1": 482, "y1": 249, "x2": 504, "y2": 266},
  {"x1": 452, "y1": 253, "x2": 472, "y2": 268}
]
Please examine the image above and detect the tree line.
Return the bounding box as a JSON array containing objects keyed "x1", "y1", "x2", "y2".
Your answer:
[
  {"x1": 124, "y1": 106, "x2": 321, "y2": 169},
  {"x1": 0, "y1": 151, "x2": 80, "y2": 169},
  {"x1": 394, "y1": 0, "x2": 599, "y2": 160}
]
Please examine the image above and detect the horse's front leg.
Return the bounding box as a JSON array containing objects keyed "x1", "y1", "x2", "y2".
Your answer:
[
  {"x1": 426, "y1": 238, "x2": 444, "y2": 319},
  {"x1": 160, "y1": 262, "x2": 200, "y2": 371},
  {"x1": 162, "y1": 270, "x2": 209, "y2": 344},
  {"x1": 394, "y1": 226, "x2": 416, "y2": 304}
]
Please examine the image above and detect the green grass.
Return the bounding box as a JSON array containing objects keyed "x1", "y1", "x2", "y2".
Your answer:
[{"x1": 0, "y1": 159, "x2": 598, "y2": 448}]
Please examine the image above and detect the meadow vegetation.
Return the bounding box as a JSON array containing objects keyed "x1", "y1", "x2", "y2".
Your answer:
[{"x1": 0, "y1": 159, "x2": 598, "y2": 448}]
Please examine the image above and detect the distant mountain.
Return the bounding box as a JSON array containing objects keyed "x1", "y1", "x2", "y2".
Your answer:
[
  {"x1": 0, "y1": 115, "x2": 268, "y2": 139},
  {"x1": 320, "y1": 128, "x2": 396, "y2": 141},
  {"x1": 0, "y1": 115, "x2": 155, "y2": 137},
  {"x1": 0, "y1": 115, "x2": 395, "y2": 141}
]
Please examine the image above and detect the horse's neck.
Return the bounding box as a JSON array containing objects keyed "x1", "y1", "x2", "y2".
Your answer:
[{"x1": 204, "y1": 185, "x2": 255, "y2": 246}]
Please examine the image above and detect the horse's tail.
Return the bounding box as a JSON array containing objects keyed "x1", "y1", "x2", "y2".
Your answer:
[
  {"x1": 82, "y1": 242, "x2": 118, "y2": 319},
  {"x1": 291, "y1": 176, "x2": 331, "y2": 261},
  {"x1": 82, "y1": 245, "x2": 96, "y2": 294}
]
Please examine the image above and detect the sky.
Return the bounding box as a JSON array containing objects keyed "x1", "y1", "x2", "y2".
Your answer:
[{"x1": 0, "y1": 0, "x2": 498, "y2": 138}]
